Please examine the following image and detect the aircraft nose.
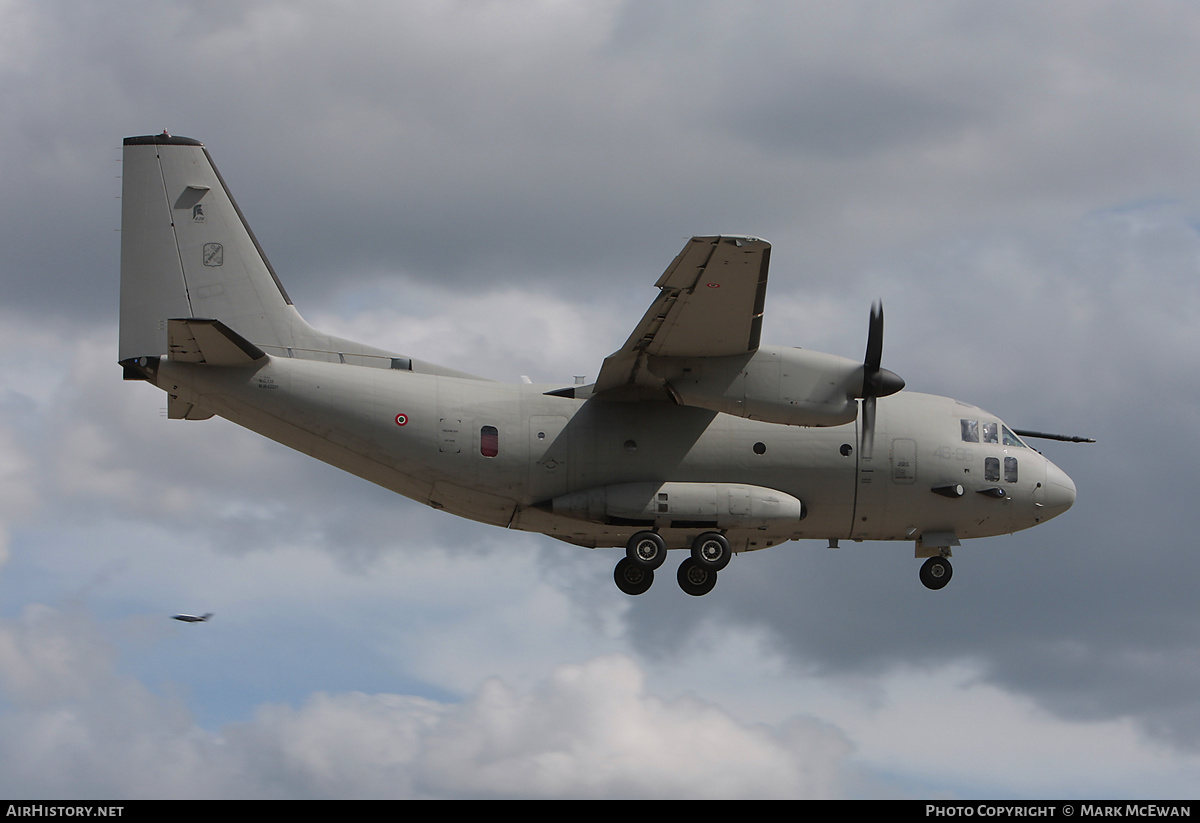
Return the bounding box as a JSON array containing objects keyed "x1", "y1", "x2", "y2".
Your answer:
[{"x1": 1041, "y1": 460, "x2": 1076, "y2": 520}]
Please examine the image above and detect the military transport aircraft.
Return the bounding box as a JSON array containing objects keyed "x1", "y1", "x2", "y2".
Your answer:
[{"x1": 119, "y1": 133, "x2": 1082, "y2": 597}]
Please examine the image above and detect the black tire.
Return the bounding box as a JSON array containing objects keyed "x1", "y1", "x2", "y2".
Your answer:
[
  {"x1": 690, "y1": 532, "x2": 732, "y2": 571},
  {"x1": 677, "y1": 557, "x2": 717, "y2": 597},
  {"x1": 626, "y1": 530, "x2": 668, "y2": 570},
  {"x1": 919, "y1": 556, "x2": 953, "y2": 590},
  {"x1": 615, "y1": 557, "x2": 654, "y2": 595}
]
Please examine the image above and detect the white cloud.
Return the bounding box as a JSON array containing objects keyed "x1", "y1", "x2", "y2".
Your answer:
[
  {"x1": 0, "y1": 601, "x2": 854, "y2": 799},
  {"x1": 232, "y1": 654, "x2": 853, "y2": 799}
]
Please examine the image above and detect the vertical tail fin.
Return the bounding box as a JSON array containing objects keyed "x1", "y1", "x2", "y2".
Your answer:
[
  {"x1": 119, "y1": 133, "x2": 308, "y2": 362},
  {"x1": 119, "y1": 133, "x2": 487, "y2": 381}
]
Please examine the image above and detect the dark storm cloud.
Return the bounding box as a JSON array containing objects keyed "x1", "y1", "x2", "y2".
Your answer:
[{"x1": 9, "y1": 0, "x2": 1200, "y2": 316}]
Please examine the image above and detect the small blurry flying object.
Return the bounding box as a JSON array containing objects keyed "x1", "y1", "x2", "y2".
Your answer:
[{"x1": 172, "y1": 613, "x2": 213, "y2": 623}]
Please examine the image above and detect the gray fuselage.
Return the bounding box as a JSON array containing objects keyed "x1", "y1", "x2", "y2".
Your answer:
[{"x1": 153, "y1": 353, "x2": 1075, "y2": 555}]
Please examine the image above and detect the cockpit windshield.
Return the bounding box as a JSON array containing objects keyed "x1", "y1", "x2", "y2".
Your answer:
[{"x1": 961, "y1": 419, "x2": 1027, "y2": 448}]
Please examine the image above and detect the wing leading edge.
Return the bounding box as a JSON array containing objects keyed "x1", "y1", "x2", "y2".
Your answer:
[{"x1": 594, "y1": 235, "x2": 770, "y2": 397}]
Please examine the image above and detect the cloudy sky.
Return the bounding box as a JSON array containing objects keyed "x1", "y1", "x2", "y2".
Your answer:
[{"x1": 1, "y1": 0, "x2": 1199, "y2": 799}]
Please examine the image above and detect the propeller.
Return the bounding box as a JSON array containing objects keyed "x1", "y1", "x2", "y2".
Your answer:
[{"x1": 859, "y1": 302, "x2": 905, "y2": 458}]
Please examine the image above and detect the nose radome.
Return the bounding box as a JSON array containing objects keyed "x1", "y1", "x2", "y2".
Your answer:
[{"x1": 1042, "y1": 461, "x2": 1077, "y2": 520}]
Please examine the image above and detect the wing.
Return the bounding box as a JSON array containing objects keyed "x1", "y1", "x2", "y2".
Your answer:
[{"x1": 593, "y1": 235, "x2": 770, "y2": 396}]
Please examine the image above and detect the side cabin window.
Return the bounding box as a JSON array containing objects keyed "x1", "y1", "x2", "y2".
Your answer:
[
  {"x1": 961, "y1": 419, "x2": 979, "y2": 443},
  {"x1": 986, "y1": 455, "x2": 1020, "y2": 484},
  {"x1": 480, "y1": 425, "x2": 499, "y2": 458},
  {"x1": 1004, "y1": 456, "x2": 1019, "y2": 483}
]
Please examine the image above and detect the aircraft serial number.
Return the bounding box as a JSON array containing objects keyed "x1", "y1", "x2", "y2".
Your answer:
[{"x1": 932, "y1": 446, "x2": 974, "y2": 462}]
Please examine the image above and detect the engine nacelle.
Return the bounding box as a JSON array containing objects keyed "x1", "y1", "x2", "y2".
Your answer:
[
  {"x1": 651, "y1": 345, "x2": 864, "y2": 427},
  {"x1": 551, "y1": 481, "x2": 805, "y2": 529}
]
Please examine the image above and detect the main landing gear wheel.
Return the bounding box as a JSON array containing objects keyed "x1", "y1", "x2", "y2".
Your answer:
[
  {"x1": 677, "y1": 557, "x2": 718, "y2": 597},
  {"x1": 626, "y1": 530, "x2": 668, "y2": 570},
  {"x1": 615, "y1": 557, "x2": 654, "y2": 596},
  {"x1": 920, "y1": 556, "x2": 953, "y2": 590},
  {"x1": 690, "y1": 531, "x2": 732, "y2": 572}
]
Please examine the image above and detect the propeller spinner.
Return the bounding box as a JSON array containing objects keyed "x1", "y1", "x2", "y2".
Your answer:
[{"x1": 859, "y1": 302, "x2": 904, "y2": 457}]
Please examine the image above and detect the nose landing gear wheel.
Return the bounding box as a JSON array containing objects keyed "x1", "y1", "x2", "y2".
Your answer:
[
  {"x1": 690, "y1": 531, "x2": 731, "y2": 571},
  {"x1": 615, "y1": 557, "x2": 654, "y2": 595},
  {"x1": 626, "y1": 530, "x2": 668, "y2": 570},
  {"x1": 677, "y1": 557, "x2": 717, "y2": 596},
  {"x1": 920, "y1": 556, "x2": 953, "y2": 590}
]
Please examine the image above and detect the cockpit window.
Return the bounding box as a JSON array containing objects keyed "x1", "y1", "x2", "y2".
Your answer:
[
  {"x1": 1002, "y1": 426, "x2": 1026, "y2": 448},
  {"x1": 964, "y1": 419, "x2": 1027, "y2": 448}
]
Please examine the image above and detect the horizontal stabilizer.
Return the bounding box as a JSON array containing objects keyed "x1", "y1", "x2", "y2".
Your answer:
[
  {"x1": 167, "y1": 318, "x2": 266, "y2": 366},
  {"x1": 167, "y1": 394, "x2": 214, "y2": 420}
]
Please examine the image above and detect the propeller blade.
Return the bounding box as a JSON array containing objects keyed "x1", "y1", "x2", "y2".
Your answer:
[
  {"x1": 860, "y1": 304, "x2": 884, "y2": 457},
  {"x1": 858, "y1": 302, "x2": 904, "y2": 458},
  {"x1": 861, "y1": 395, "x2": 877, "y2": 459},
  {"x1": 864, "y1": 301, "x2": 884, "y2": 385}
]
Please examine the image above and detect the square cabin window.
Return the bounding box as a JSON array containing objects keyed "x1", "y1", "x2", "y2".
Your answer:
[
  {"x1": 1004, "y1": 456, "x2": 1018, "y2": 483},
  {"x1": 985, "y1": 457, "x2": 1000, "y2": 482},
  {"x1": 961, "y1": 419, "x2": 979, "y2": 443}
]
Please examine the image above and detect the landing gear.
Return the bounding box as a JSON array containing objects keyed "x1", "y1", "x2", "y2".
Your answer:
[
  {"x1": 690, "y1": 531, "x2": 732, "y2": 571},
  {"x1": 920, "y1": 556, "x2": 953, "y2": 590},
  {"x1": 614, "y1": 557, "x2": 654, "y2": 596},
  {"x1": 677, "y1": 557, "x2": 718, "y2": 596},
  {"x1": 613, "y1": 531, "x2": 730, "y2": 596},
  {"x1": 626, "y1": 530, "x2": 668, "y2": 570}
]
